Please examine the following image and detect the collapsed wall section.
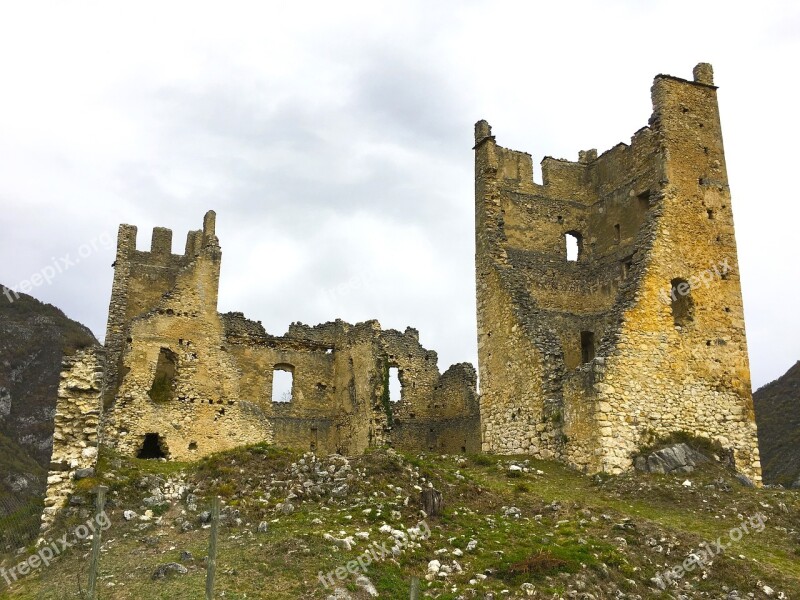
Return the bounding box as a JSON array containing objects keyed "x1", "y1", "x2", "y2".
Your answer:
[
  {"x1": 95, "y1": 212, "x2": 479, "y2": 463},
  {"x1": 42, "y1": 347, "x2": 105, "y2": 531}
]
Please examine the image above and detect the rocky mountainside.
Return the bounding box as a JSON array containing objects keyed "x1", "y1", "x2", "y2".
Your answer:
[
  {"x1": 3, "y1": 443, "x2": 798, "y2": 599},
  {"x1": 0, "y1": 286, "x2": 98, "y2": 543},
  {"x1": 754, "y1": 360, "x2": 800, "y2": 488},
  {"x1": 0, "y1": 286, "x2": 98, "y2": 465}
]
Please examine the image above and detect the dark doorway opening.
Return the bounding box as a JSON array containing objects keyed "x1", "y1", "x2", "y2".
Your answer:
[{"x1": 137, "y1": 433, "x2": 167, "y2": 459}]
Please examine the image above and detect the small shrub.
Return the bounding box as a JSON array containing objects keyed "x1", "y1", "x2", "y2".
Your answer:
[
  {"x1": 74, "y1": 477, "x2": 101, "y2": 494},
  {"x1": 470, "y1": 454, "x2": 494, "y2": 467},
  {"x1": 499, "y1": 551, "x2": 569, "y2": 583}
]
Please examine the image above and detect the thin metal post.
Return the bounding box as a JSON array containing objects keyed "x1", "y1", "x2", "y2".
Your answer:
[
  {"x1": 87, "y1": 485, "x2": 107, "y2": 599},
  {"x1": 205, "y1": 496, "x2": 220, "y2": 600}
]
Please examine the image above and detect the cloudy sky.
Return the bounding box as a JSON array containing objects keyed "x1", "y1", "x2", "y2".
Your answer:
[{"x1": 0, "y1": 1, "x2": 797, "y2": 390}]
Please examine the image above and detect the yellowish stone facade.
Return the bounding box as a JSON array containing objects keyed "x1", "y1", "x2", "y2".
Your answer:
[{"x1": 475, "y1": 63, "x2": 761, "y2": 483}]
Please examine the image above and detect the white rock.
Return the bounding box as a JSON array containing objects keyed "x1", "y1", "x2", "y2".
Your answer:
[
  {"x1": 355, "y1": 575, "x2": 378, "y2": 597},
  {"x1": 323, "y1": 533, "x2": 354, "y2": 551}
]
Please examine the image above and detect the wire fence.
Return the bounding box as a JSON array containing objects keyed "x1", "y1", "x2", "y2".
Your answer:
[{"x1": 0, "y1": 493, "x2": 42, "y2": 556}]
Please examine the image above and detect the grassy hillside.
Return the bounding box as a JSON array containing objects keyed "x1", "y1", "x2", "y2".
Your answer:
[
  {"x1": 754, "y1": 360, "x2": 800, "y2": 487},
  {"x1": 2, "y1": 443, "x2": 798, "y2": 599}
]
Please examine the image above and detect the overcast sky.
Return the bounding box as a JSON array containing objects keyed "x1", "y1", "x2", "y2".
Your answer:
[{"x1": 0, "y1": 1, "x2": 797, "y2": 390}]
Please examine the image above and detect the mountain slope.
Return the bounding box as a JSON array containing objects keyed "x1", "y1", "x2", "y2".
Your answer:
[
  {"x1": 0, "y1": 285, "x2": 98, "y2": 466},
  {"x1": 754, "y1": 360, "x2": 800, "y2": 487},
  {"x1": 0, "y1": 286, "x2": 99, "y2": 548}
]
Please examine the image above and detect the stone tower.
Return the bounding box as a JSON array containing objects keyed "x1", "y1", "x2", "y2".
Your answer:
[
  {"x1": 474, "y1": 63, "x2": 761, "y2": 483},
  {"x1": 103, "y1": 210, "x2": 220, "y2": 409}
]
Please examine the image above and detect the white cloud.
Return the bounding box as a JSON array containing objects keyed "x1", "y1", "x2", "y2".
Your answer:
[{"x1": 0, "y1": 0, "x2": 797, "y2": 387}]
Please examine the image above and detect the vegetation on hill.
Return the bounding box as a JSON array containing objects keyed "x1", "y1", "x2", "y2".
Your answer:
[
  {"x1": 0, "y1": 431, "x2": 46, "y2": 554},
  {"x1": 754, "y1": 361, "x2": 800, "y2": 487},
  {"x1": 2, "y1": 442, "x2": 798, "y2": 599}
]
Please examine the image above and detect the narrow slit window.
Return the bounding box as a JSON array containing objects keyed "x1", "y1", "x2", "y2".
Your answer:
[
  {"x1": 622, "y1": 259, "x2": 633, "y2": 279},
  {"x1": 670, "y1": 278, "x2": 695, "y2": 328},
  {"x1": 272, "y1": 365, "x2": 294, "y2": 403},
  {"x1": 565, "y1": 232, "x2": 582, "y2": 261},
  {"x1": 580, "y1": 331, "x2": 595, "y2": 363},
  {"x1": 614, "y1": 224, "x2": 621, "y2": 243}
]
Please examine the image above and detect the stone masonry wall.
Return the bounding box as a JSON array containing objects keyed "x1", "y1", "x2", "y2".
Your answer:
[
  {"x1": 42, "y1": 347, "x2": 105, "y2": 531},
  {"x1": 475, "y1": 63, "x2": 762, "y2": 483}
]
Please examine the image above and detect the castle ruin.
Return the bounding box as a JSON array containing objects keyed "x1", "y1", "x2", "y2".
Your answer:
[
  {"x1": 42, "y1": 212, "x2": 479, "y2": 525},
  {"x1": 43, "y1": 62, "x2": 762, "y2": 527},
  {"x1": 475, "y1": 63, "x2": 761, "y2": 483}
]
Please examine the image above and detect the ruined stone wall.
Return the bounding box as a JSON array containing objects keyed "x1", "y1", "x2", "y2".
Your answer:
[
  {"x1": 476, "y1": 63, "x2": 761, "y2": 482},
  {"x1": 42, "y1": 347, "x2": 105, "y2": 530},
  {"x1": 94, "y1": 213, "x2": 479, "y2": 463}
]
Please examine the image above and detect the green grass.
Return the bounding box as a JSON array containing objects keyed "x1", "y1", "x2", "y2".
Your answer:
[{"x1": 3, "y1": 445, "x2": 799, "y2": 599}]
